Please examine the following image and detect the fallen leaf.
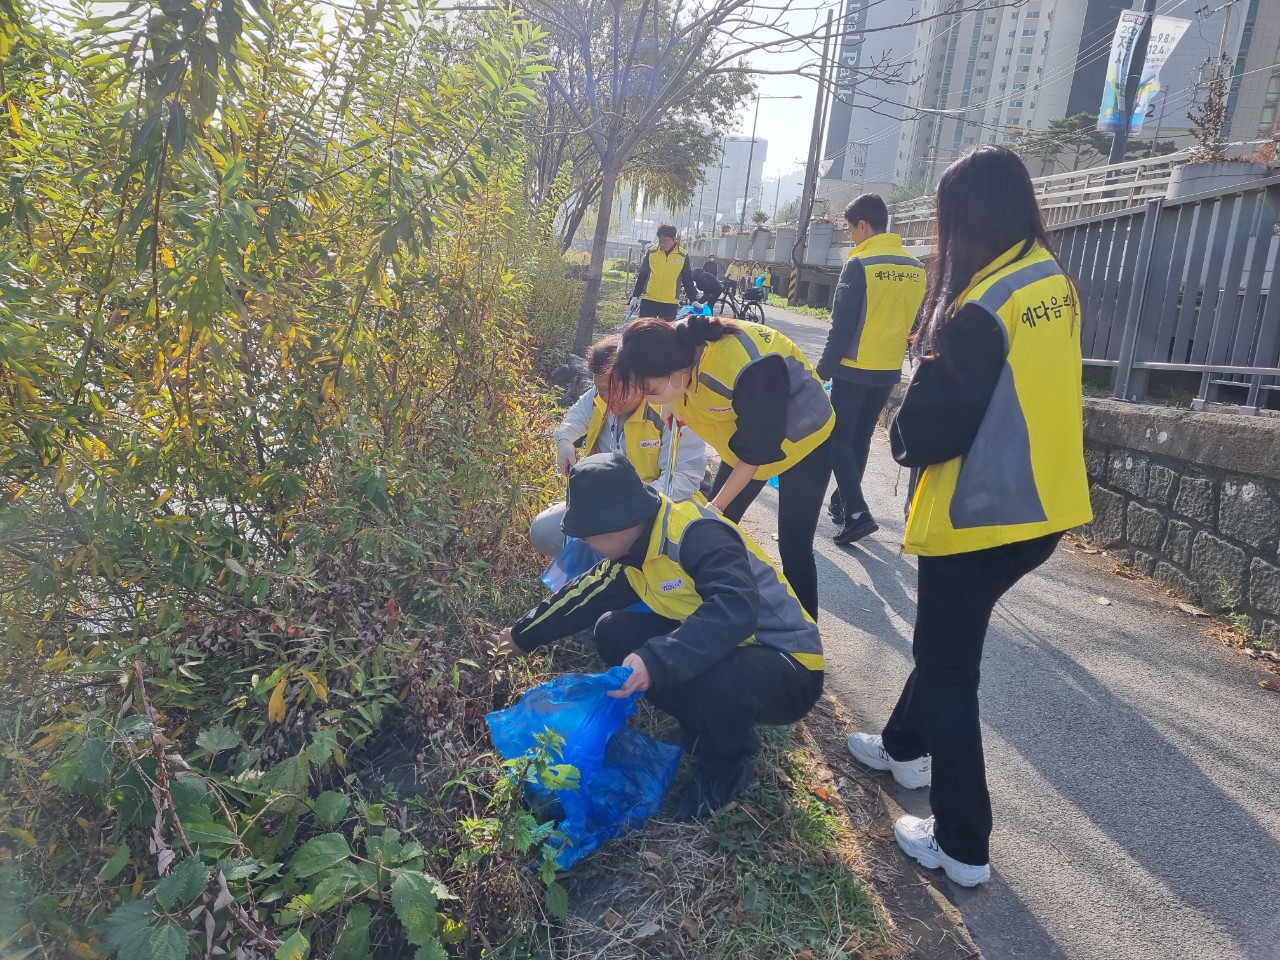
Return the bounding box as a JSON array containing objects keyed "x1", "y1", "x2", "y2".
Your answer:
[
  {"x1": 633, "y1": 921, "x2": 661, "y2": 938},
  {"x1": 1177, "y1": 602, "x2": 1208, "y2": 617},
  {"x1": 603, "y1": 909, "x2": 626, "y2": 929},
  {"x1": 1096, "y1": 597, "x2": 1112, "y2": 606},
  {"x1": 640, "y1": 850, "x2": 663, "y2": 868},
  {"x1": 1260, "y1": 680, "x2": 1279, "y2": 692},
  {"x1": 812, "y1": 785, "x2": 832, "y2": 801},
  {"x1": 1076, "y1": 546, "x2": 1100, "y2": 554},
  {"x1": 679, "y1": 916, "x2": 699, "y2": 940}
]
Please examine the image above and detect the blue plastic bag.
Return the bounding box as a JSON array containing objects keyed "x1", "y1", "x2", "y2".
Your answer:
[
  {"x1": 486, "y1": 667, "x2": 683, "y2": 868},
  {"x1": 540, "y1": 537, "x2": 603, "y2": 591},
  {"x1": 541, "y1": 538, "x2": 651, "y2": 613}
]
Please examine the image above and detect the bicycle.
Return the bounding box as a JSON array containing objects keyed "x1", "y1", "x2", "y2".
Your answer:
[{"x1": 715, "y1": 285, "x2": 767, "y2": 325}]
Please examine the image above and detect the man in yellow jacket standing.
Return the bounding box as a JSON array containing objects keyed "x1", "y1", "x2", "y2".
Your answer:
[
  {"x1": 817, "y1": 194, "x2": 925, "y2": 545},
  {"x1": 630, "y1": 223, "x2": 699, "y2": 321}
]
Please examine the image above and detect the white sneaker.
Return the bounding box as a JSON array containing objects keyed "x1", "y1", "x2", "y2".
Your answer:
[
  {"x1": 894, "y1": 815, "x2": 991, "y2": 887},
  {"x1": 846, "y1": 733, "x2": 931, "y2": 789}
]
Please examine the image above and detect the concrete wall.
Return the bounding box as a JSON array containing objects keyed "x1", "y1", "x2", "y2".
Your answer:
[{"x1": 1079, "y1": 399, "x2": 1280, "y2": 645}]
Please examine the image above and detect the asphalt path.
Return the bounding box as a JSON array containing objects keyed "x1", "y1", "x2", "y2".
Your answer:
[{"x1": 740, "y1": 304, "x2": 1280, "y2": 960}]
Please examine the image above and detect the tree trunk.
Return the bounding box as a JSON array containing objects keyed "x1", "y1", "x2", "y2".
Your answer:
[
  {"x1": 560, "y1": 198, "x2": 590, "y2": 253},
  {"x1": 573, "y1": 165, "x2": 620, "y2": 355}
]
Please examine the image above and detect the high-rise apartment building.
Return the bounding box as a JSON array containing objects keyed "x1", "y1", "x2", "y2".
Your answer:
[
  {"x1": 893, "y1": 0, "x2": 1101, "y2": 186},
  {"x1": 1223, "y1": 0, "x2": 1280, "y2": 143},
  {"x1": 891, "y1": 0, "x2": 1258, "y2": 187},
  {"x1": 821, "y1": 0, "x2": 920, "y2": 197}
]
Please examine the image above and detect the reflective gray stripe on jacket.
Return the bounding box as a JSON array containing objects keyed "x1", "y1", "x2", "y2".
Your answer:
[
  {"x1": 659, "y1": 503, "x2": 823, "y2": 663},
  {"x1": 697, "y1": 333, "x2": 831, "y2": 444},
  {"x1": 948, "y1": 258, "x2": 1064, "y2": 530}
]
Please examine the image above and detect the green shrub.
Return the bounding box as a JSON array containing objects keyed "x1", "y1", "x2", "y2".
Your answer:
[{"x1": 0, "y1": 2, "x2": 570, "y2": 957}]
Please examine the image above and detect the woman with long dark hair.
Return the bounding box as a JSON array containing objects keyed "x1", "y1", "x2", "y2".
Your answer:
[
  {"x1": 612, "y1": 315, "x2": 834, "y2": 619},
  {"x1": 845, "y1": 145, "x2": 1092, "y2": 885}
]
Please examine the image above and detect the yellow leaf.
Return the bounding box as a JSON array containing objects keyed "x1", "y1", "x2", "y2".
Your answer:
[
  {"x1": 160, "y1": 247, "x2": 175, "y2": 269},
  {"x1": 301, "y1": 671, "x2": 328, "y2": 703},
  {"x1": 268, "y1": 679, "x2": 287, "y2": 723},
  {"x1": 7, "y1": 828, "x2": 37, "y2": 848},
  {"x1": 69, "y1": 940, "x2": 100, "y2": 959},
  {"x1": 8, "y1": 101, "x2": 21, "y2": 136}
]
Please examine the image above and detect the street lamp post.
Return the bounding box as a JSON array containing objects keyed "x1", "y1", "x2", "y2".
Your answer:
[{"x1": 739, "y1": 94, "x2": 802, "y2": 229}]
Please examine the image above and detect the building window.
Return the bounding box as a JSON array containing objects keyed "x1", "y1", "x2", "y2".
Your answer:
[
  {"x1": 983, "y1": 33, "x2": 993, "y2": 41},
  {"x1": 1013, "y1": 82, "x2": 1026, "y2": 90},
  {"x1": 964, "y1": 137, "x2": 976, "y2": 144},
  {"x1": 1022, "y1": 28, "x2": 1036, "y2": 36},
  {"x1": 1019, "y1": 46, "x2": 1034, "y2": 55},
  {"x1": 998, "y1": 83, "x2": 1007, "y2": 90},
  {"x1": 1026, "y1": 10, "x2": 1039, "y2": 17},
  {"x1": 1009, "y1": 99, "x2": 1023, "y2": 107},
  {"x1": 977, "y1": 69, "x2": 987, "y2": 76},
  {"x1": 1007, "y1": 30, "x2": 1016, "y2": 37},
  {"x1": 986, "y1": 15, "x2": 996, "y2": 23},
  {"x1": 980, "y1": 52, "x2": 990, "y2": 59},
  {"x1": 1005, "y1": 47, "x2": 1013, "y2": 55},
  {"x1": 1017, "y1": 65, "x2": 1029, "y2": 72}
]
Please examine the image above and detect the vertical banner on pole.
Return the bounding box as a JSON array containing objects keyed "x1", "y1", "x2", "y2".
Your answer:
[
  {"x1": 1130, "y1": 17, "x2": 1191, "y2": 134},
  {"x1": 1098, "y1": 12, "x2": 1148, "y2": 134},
  {"x1": 1098, "y1": 12, "x2": 1189, "y2": 134}
]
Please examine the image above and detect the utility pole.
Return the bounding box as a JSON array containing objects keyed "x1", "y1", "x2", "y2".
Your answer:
[
  {"x1": 1214, "y1": 0, "x2": 1237, "y2": 142},
  {"x1": 740, "y1": 99, "x2": 763, "y2": 230},
  {"x1": 1109, "y1": 0, "x2": 1157, "y2": 165},
  {"x1": 791, "y1": 10, "x2": 835, "y2": 304},
  {"x1": 712, "y1": 141, "x2": 726, "y2": 238}
]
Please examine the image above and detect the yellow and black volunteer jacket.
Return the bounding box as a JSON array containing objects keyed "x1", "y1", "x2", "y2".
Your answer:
[
  {"x1": 510, "y1": 497, "x2": 825, "y2": 690},
  {"x1": 816, "y1": 232, "x2": 926, "y2": 385},
  {"x1": 890, "y1": 240, "x2": 1093, "y2": 556},
  {"x1": 677, "y1": 321, "x2": 835, "y2": 481},
  {"x1": 632, "y1": 244, "x2": 699, "y2": 305}
]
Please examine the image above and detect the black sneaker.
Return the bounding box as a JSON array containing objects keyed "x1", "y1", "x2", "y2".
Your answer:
[
  {"x1": 834, "y1": 516, "x2": 879, "y2": 545},
  {"x1": 673, "y1": 755, "x2": 757, "y2": 822},
  {"x1": 827, "y1": 502, "x2": 845, "y2": 526}
]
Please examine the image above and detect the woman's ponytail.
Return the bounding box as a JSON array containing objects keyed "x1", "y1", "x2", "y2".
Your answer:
[{"x1": 681, "y1": 312, "x2": 738, "y2": 345}]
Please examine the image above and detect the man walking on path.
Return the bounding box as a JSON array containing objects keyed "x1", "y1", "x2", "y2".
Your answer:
[
  {"x1": 630, "y1": 223, "x2": 699, "y2": 321},
  {"x1": 816, "y1": 194, "x2": 925, "y2": 545},
  {"x1": 702, "y1": 254, "x2": 721, "y2": 279}
]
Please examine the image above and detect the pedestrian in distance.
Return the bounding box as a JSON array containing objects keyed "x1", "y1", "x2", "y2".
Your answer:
[
  {"x1": 846, "y1": 145, "x2": 1092, "y2": 887},
  {"x1": 532, "y1": 338, "x2": 706, "y2": 556},
  {"x1": 702, "y1": 254, "x2": 721, "y2": 279},
  {"x1": 817, "y1": 193, "x2": 926, "y2": 545},
  {"x1": 630, "y1": 223, "x2": 698, "y2": 322},
  {"x1": 492, "y1": 453, "x2": 825, "y2": 821},
  {"x1": 723, "y1": 260, "x2": 740, "y2": 297},
  {"x1": 612, "y1": 314, "x2": 834, "y2": 620}
]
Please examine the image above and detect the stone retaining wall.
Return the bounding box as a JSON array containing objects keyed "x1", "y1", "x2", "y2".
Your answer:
[{"x1": 1079, "y1": 399, "x2": 1280, "y2": 645}]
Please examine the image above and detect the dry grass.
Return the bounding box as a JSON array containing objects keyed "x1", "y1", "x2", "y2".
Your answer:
[{"x1": 491, "y1": 690, "x2": 905, "y2": 960}]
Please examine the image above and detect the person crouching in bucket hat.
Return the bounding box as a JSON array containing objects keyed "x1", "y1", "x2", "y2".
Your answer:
[{"x1": 489, "y1": 452, "x2": 824, "y2": 820}]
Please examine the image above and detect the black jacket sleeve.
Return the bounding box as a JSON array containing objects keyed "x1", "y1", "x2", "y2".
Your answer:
[
  {"x1": 890, "y1": 303, "x2": 1006, "y2": 468},
  {"x1": 817, "y1": 258, "x2": 867, "y2": 380},
  {"x1": 510, "y1": 560, "x2": 641, "y2": 651},
  {"x1": 679, "y1": 256, "x2": 699, "y2": 303},
  {"x1": 694, "y1": 271, "x2": 722, "y2": 305},
  {"x1": 727, "y1": 353, "x2": 789, "y2": 466},
  {"x1": 634, "y1": 518, "x2": 759, "y2": 689},
  {"x1": 631, "y1": 255, "x2": 650, "y2": 300}
]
